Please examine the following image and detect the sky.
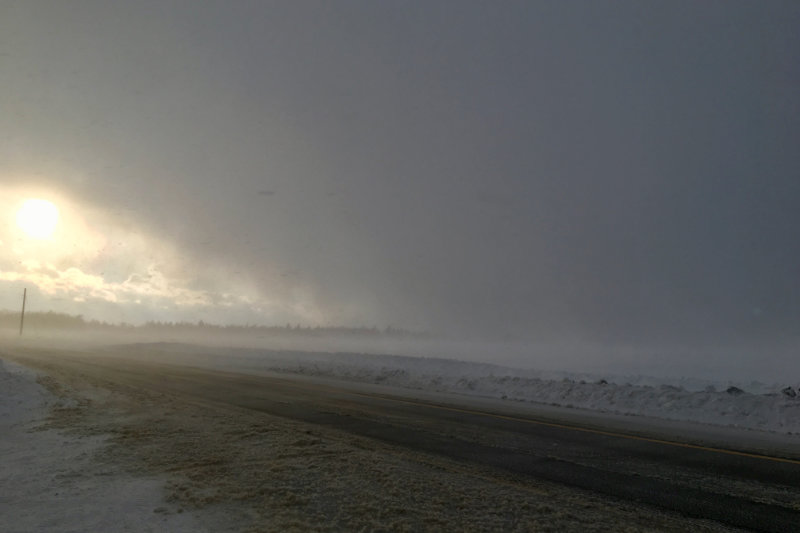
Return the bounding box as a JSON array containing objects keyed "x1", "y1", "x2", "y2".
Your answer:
[{"x1": 0, "y1": 1, "x2": 798, "y2": 348}]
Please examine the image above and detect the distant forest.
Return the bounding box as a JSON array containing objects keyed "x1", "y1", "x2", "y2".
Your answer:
[{"x1": 0, "y1": 310, "x2": 428, "y2": 339}]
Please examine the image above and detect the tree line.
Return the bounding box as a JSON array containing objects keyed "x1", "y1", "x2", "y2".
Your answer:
[{"x1": 0, "y1": 310, "x2": 428, "y2": 339}]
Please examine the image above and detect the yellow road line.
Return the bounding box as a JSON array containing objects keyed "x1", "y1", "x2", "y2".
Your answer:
[{"x1": 348, "y1": 391, "x2": 800, "y2": 466}]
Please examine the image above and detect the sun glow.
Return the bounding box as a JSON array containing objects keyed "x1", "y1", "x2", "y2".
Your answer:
[{"x1": 16, "y1": 198, "x2": 60, "y2": 239}]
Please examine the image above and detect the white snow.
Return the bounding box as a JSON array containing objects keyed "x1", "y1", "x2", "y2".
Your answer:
[{"x1": 0, "y1": 357, "x2": 209, "y2": 533}]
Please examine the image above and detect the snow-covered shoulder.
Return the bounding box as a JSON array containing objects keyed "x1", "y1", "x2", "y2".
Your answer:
[
  {"x1": 0, "y1": 358, "x2": 52, "y2": 427},
  {"x1": 0, "y1": 357, "x2": 208, "y2": 533}
]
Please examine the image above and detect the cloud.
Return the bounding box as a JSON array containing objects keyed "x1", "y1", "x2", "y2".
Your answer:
[
  {"x1": 0, "y1": 184, "x2": 327, "y2": 325},
  {"x1": 0, "y1": 262, "x2": 213, "y2": 307},
  {"x1": 1, "y1": 2, "x2": 798, "y2": 344}
]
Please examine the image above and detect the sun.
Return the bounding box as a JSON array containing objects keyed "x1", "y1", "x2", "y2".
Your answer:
[{"x1": 17, "y1": 198, "x2": 60, "y2": 239}]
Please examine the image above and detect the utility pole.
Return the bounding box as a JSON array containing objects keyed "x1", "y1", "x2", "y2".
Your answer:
[{"x1": 19, "y1": 288, "x2": 26, "y2": 336}]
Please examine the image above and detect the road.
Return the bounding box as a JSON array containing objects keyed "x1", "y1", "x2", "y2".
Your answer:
[{"x1": 6, "y1": 345, "x2": 800, "y2": 532}]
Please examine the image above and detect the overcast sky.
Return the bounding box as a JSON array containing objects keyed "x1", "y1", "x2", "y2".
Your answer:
[{"x1": 0, "y1": 1, "x2": 798, "y2": 345}]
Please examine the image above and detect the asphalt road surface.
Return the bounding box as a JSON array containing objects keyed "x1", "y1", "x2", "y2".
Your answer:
[{"x1": 7, "y1": 346, "x2": 800, "y2": 532}]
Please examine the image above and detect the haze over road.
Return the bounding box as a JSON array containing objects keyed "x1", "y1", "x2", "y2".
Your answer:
[{"x1": 6, "y1": 344, "x2": 800, "y2": 532}]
